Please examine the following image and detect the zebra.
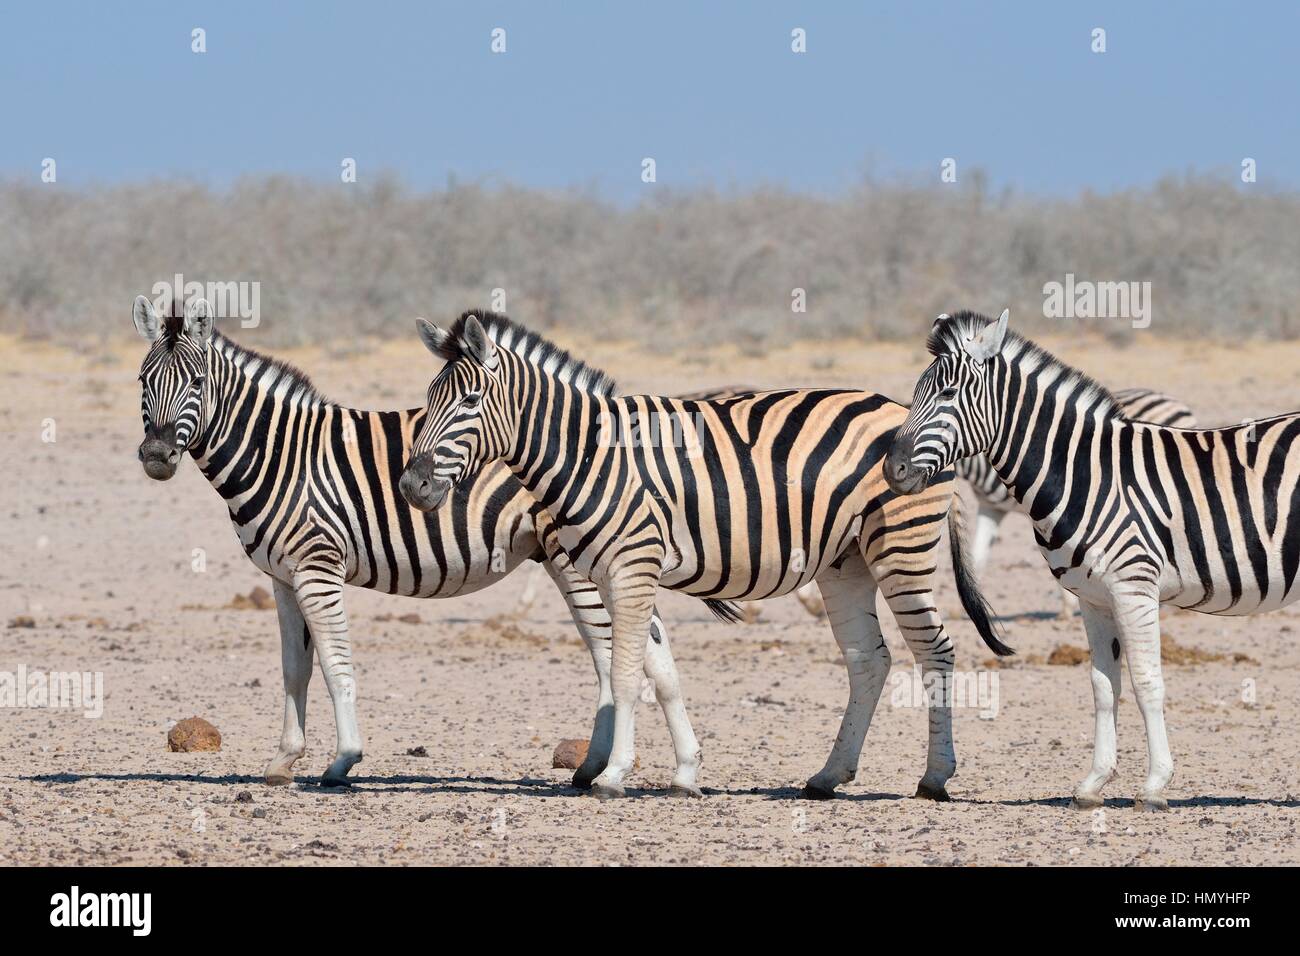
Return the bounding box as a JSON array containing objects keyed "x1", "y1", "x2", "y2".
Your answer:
[
  {"x1": 956, "y1": 387, "x2": 1197, "y2": 618},
  {"x1": 675, "y1": 385, "x2": 828, "y2": 620},
  {"x1": 130, "y1": 293, "x2": 709, "y2": 791},
  {"x1": 884, "y1": 308, "x2": 1300, "y2": 811},
  {"x1": 398, "y1": 310, "x2": 1011, "y2": 800}
]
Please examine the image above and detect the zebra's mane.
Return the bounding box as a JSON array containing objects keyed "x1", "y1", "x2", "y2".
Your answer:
[
  {"x1": 208, "y1": 330, "x2": 327, "y2": 405},
  {"x1": 440, "y1": 310, "x2": 617, "y2": 396},
  {"x1": 927, "y1": 310, "x2": 1122, "y2": 420}
]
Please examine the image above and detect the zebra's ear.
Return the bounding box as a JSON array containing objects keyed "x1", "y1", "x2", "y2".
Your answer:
[
  {"x1": 931, "y1": 313, "x2": 950, "y2": 332},
  {"x1": 183, "y1": 297, "x2": 216, "y2": 343},
  {"x1": 132, "y1": 295, "x2": 163, "y2": 341},
  {"x1": 965, "y1": 309, "x2": 1009, "y2": 364},
  {"x1": 416, "y1": 318, "x2": 452, "y2": 358},
  {"x1": 461, "y1": 314, "x2": 498, "y2": 369}
]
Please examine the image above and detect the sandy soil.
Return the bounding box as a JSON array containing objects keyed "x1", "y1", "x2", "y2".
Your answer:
[{"x1": 2, "y1": 331, "x2": 1299, "y2": 866}]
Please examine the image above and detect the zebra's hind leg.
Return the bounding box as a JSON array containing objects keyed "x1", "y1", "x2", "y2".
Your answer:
[
  {"x1": 794, "y1": 582, "x2": 826, "y2": 619},
  {"x1": 644, "y1": 612, "x2": 703, "y2": 797},
  {"x1": 1059, "y1": 589, "x2": 1081, "y2": 619},
  {"x1": 1072, "y1": 602, "x2": 1122, "y2": 809},
  {"x1": 802, "y1": 553, "x2": 890, "y2": 800},
  {"x1": 265, "y1": 577, "x2": 313, "y2": 786},
  {"x1": 968, "y1": 502, "x2": 1005, "y2": 578},
  {"x1": 294, "y1": 568, "x2": 364, "y2": 787}
]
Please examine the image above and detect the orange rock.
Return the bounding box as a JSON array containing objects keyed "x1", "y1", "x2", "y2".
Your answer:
[
  {"x1": 1047, "y1": 644, "x2": 1089, "y2": 666},
  {"x1": 167, "y1": 717, "x2": 222, "y2": 752},
  {"x1": 228, "y1": 586, "x2": 274, "y2": 610},
  {"x1": 552, "y1": 738, "x2": 589, "y2": 769},
  {"x1": 550, "y1": 738, "x2": 638, "y2": 771}
]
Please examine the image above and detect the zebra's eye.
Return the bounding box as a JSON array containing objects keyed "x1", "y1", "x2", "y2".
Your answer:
[
  {"x1": 938, "y1": 387, "x2": 958, "y2": 402},
  {"x1": 462, "y1": 393, "x2": 481, "y2": 410}
]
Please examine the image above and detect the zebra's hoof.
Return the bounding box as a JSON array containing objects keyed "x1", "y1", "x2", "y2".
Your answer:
[
  {"x1": 571, "y1": 770, "x2": 597, "y2": 790},
  {"x1": 265, "y1": 771, "x2": 294, "y2": 787},
  {"x1": 319, "y1": 776, "x2": 352, "y2": 789},
  {"x1": 1071, "y1": 793, "x2": 1104, "y2": 810},
  {"x1": 914, "y1": 782, "x2": 951, "y2": 802},
  {"x1": 1135, "y1": 794, "x2": 1169, "y2": 813},
  {"x1": 589, "y1": 781, "x2": 625, "y2": 800},
  {"x1": 668, "y1": 784, "x2": 703, "y2": 799},
  {"x1": 799, "y1": 782, "x2": 837, "y2": 801}
]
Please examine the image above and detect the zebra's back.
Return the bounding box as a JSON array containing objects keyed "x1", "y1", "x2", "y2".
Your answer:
[
  {"x1": 1112, "y1": 387, "x2": 1197, "y2": 428},
  {"x1": 606, "y1": 389, "x2": 948, "y2": 601}
]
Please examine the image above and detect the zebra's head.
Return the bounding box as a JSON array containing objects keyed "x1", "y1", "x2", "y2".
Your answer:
[
  {"x1": 132, "y1": 294, "x2": 216, "y2": 481},
  {"x1": 400, "y1": 312, "x2": 510, "y2": 512},
  {"x1": 885, "y1": 309, "x2": 1009, "y2": 495}
]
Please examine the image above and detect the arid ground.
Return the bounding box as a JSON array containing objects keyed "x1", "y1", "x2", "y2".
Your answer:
[{"x1": 2, "y1": 330, "x2": 1298, "y2": 866}]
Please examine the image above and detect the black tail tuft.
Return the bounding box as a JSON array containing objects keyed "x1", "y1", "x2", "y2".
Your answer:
[
  {"x1": 949, "y1": 494, "x2": 1014, "y2": 656},
  {"x1": 702, "y1": 598, "x2": 746, "y2": 625}
]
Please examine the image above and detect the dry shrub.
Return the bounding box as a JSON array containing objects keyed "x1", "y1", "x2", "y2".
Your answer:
[{"x1": 3, "y1": 172, "x2": 1295, "y2": 351}]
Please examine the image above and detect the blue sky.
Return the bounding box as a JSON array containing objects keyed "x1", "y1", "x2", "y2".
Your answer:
[{"x1": 2, "y1": 1, "x2": 1295, "y2": 199}]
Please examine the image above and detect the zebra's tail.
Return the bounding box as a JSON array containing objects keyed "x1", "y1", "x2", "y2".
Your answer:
[
  {"x1": 702, "y1": 598, "x2": 746, "y2": 625},
  {"x1": 948, "y1": 490, "x2": 1014, "y2": 656}
]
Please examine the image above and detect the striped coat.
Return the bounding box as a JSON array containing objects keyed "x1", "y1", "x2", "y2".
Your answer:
[
  {"x1": 401, "y1": 310, "x2": 1009, "y2": 800},
  {"x1": 957, "y1": 387, "x2": 1196, "y2": 618},
  {"x1": 886, "y1": 309, "x2": 1300, "y2": 810},
  {"x1": 130, "y1": 294, "x2": 702, "y2": 790}
]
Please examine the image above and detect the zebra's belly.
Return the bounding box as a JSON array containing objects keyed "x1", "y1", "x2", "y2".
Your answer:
[
  {"x1": 1162, "y1": 569, "x2": 1300, "y2": 616},
  {"x1": 659, "y1": 516, "x2": 864, "y2": 600},
  {"x1": 345, "y1": 517, "x2": 538, "y2": 597},
  {"x1": 660, "y1": 558, "x2": 826, "y2": 600},
  {"x1": 229, "y1": 490, "x2": 540, "y2": 599}
]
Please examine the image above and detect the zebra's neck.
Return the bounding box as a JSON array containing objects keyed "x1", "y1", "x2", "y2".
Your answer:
[
  {"x1": 984, "y1": 346, "x2": 1125, "y2": 529},
  {"x1": 189, "y1": 335, "x2": 333, "y2": 500},
  {"x1": 501, "y1": 353, "x2": 616, "y2": 512}
]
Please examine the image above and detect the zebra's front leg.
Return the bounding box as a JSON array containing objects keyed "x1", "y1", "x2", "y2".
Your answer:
[
  {"x1": 590, "y1": 572, "x2": 660, "y2": 800},
  {"x1": 294, "y1": 569, "x2": 364, "y2": 786},
  {"x1": 1118, "y1": 594, "x2": 1172, "y2": 811},
  {"x1": 265, "y1": 577, "x2": 312, "y2": 786},
  {"x1": 539, "y1": 555, "x2": 619, "y2": 788},
  {"x1": 1072, "y1": 601, "x2": 1122, "y2": 808},
  {"x1": 803, "y1": 555, "x2": 892, "y2": 799},
  {"x1": 552, "y1": 566, "x2": 701, "y2": 792},
  {"x1": 880, "y1": 579, "x2": 959, "y2": 801}
]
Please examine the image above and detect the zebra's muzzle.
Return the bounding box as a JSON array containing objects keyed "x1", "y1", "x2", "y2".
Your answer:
[
  {"x1": 399, "y1": 459, "x2": 452, "y2": 513},
  {"x1": 884, "y1": 436, "x2": 931, "y2": 496},
  {"x1": 139, "y1": 437, "x2": 182, "y2": 481}
]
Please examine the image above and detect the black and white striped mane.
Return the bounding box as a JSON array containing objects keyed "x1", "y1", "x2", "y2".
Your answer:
[
  {"x1": 928, "y1": 310, "x2": 1123, "y2": 421},
  {"x1": 215, "y1": 333, "x2": 325, "y2": 404},
  {"x1": 154, "y1": 319, "x2": 325, "y2": 405},
  {"x1": 438, "y1": 310, "x2": 618, "y2": 397},
  {"x1": 152, "y1": 294, "x2": 321, "y2": 401}
]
